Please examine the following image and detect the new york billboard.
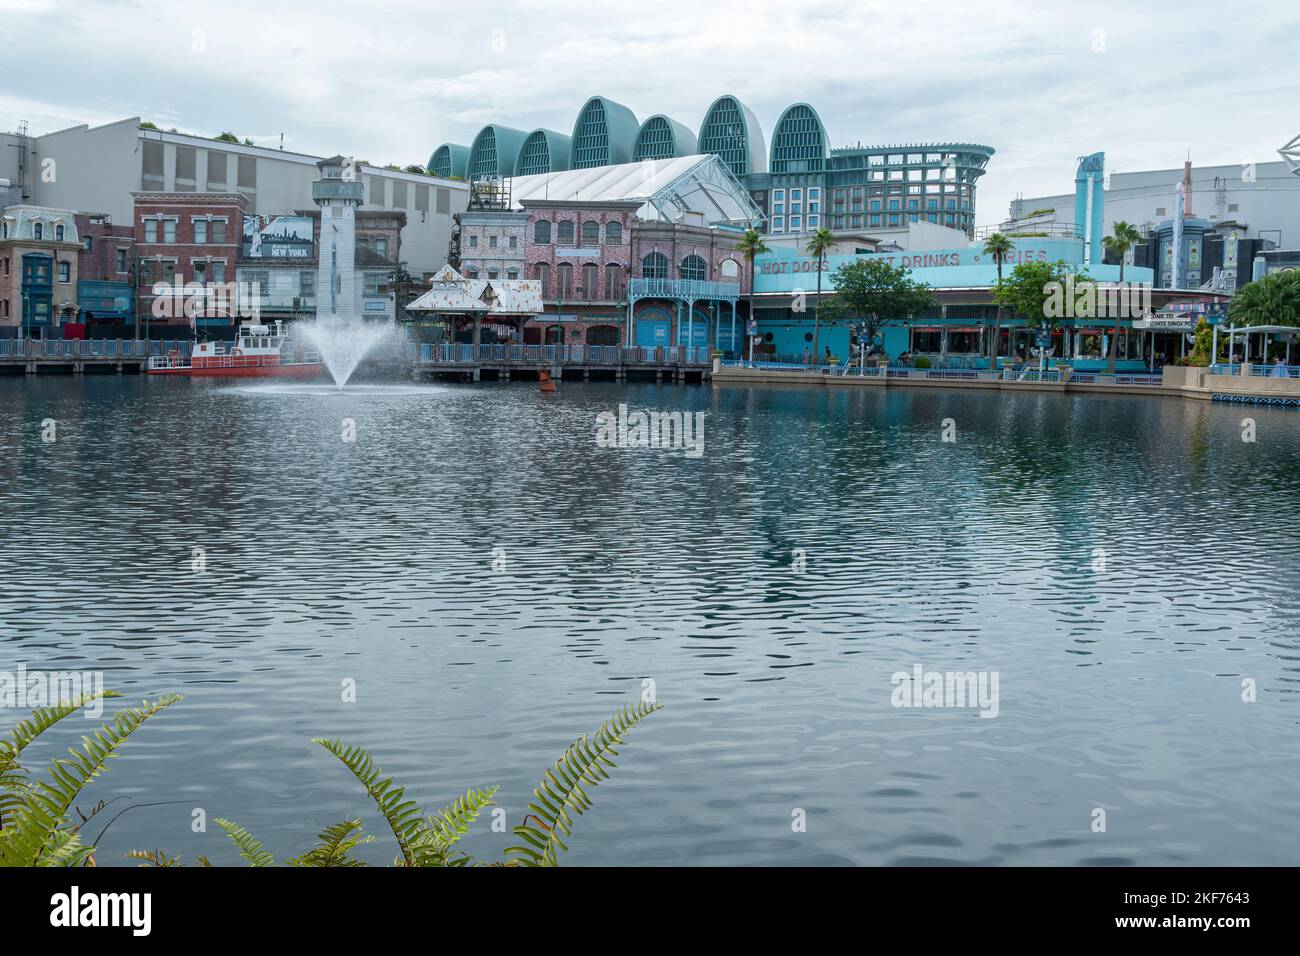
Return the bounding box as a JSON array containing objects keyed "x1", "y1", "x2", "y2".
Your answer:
[{"x1": 242, "y1": 215, "x2": 314, "y2": 259}]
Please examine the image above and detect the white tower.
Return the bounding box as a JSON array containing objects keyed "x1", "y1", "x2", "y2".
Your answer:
[{"x1": 312, "y1": 156, "x2": 364, "y2": 320}]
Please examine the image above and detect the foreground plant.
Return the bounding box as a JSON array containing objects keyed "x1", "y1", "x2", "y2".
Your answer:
[
  {"x1": 156, "y1": 699, "x2": 663, "y2": 867},
  {"x1": 0, "y1": 691, "x2": 182, "y2": 867}
]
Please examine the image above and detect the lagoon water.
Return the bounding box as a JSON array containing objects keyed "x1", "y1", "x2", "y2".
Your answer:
[{"x1": 2, "y1": 374, "x2": 1298, "y2": 866}]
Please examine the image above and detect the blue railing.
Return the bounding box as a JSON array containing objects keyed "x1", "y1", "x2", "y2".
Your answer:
[
  {"x1": 0, "y1": 339, "x2": 156, "y2": 359},
  {"x1": 1249, "y1": 363, "x2": 1300, "y2": 378},
  {"x1": 627, "y1": 277, "x2": 742, "y2": 302},
  {"x1": 417, "y1": 343, "x2": 711, "y2": 365}
]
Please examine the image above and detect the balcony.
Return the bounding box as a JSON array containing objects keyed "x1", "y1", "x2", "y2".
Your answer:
[{"x1": 628, "y1": 278, "x2": 742, "y2": 302}]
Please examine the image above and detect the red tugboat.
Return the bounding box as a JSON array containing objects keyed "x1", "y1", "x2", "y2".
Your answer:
[{"x1": 147, "y1": 320, "x2": 325, "y2": 378}]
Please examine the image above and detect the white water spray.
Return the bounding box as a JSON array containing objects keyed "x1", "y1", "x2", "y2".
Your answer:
[{"x1": 297, "y1": 318, "x2": 395, "y2": 388}]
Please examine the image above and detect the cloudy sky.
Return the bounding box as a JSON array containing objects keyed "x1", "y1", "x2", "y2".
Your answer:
[{"x1": 4, "y1": 0, "x2": 1298, "y2": 226}]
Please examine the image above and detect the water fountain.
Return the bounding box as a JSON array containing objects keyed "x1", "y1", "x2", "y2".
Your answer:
[{"x1": 297, "y1": 317, "x2": 395, "y2": 388}]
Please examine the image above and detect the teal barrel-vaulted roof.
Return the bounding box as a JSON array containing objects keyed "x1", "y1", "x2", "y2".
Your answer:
[
  {"x1": 769, "y1": 102, "x2": 828, "y2": 174},
  {"x1": 467, "y1": 125, "x2": 530, "y2": 179},
  {"x1": 633, "y1": 115, "x2": 699, "y2": 162},
  {"x1": 697, "y1": 94, "x2": 767, "y2": 178},
  {"x1": 429, "y1": 143, "x2": 469, "y2": 179},
  {"x1": 569, "y1": 95, "x2": 639, "y2": 169},
  {"x1": 515, "y1": 128, "x2": 572, "y2": 176}
]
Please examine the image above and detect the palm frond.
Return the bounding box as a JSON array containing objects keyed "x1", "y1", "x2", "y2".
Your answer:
[
  {"x1": 506, "y1": 701, "x2": 661, "y2": 867},
  {"x1": 214, "y1": 818, "x2": 275, "y2": 867},
  {"x1": 312, "y1": 738, "x2": 426, "y2": 866},
  {"x1": 286, "y1": 819, "x2": 371, "y2": 867}
]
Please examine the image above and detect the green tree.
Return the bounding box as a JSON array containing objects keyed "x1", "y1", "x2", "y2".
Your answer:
[
  {"x1": 994, "y1": 259, "x2": 1091, "y2": 368},
  {"x1": 821, "y1": 258, "x2": 935, "y2": 359},
  {"x1": 734, "y1": 228, "x2": 770, "y2": 358},
  {"x1": 1101, "y1": 220, "x2": 1142, "y2": 373},
  {"x1": 982, "y1": 232, "x2": 1013, "y2": 367},
  {"x1": 806, "y1": 227, "x2": 835, "y2": 361},
  {"x1": 139, "y1": 121, "x2": 158, "y2": 130},
  {"x1": 214, "y1": 132, "x2": 240, "y2": 144},
  {"x1": 1230, "y1": 270, "x2": 1300, "y2": 328}
]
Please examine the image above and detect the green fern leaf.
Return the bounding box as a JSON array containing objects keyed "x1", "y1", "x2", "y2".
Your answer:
[
  {"x1": 214, "y1": 818, "x2": 275, "y2": 867},
  {"x1": 286, "y1": 818, "x2": 372, "y2": 867},
  {"x1": 505, "y1": 700, "x2": 661, "y2": 867},
  {"x1": 312, "y1": 738, "x2": 427, "y2": 866}
]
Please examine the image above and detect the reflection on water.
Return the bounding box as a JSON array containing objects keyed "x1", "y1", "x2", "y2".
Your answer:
[{"x1": 1, "y1": 375, "x2": 1298, "y2": 866}]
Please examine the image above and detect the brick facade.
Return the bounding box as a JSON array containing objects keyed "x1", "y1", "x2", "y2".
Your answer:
[{"x1": 0, "y1": 206, "x2": 81, "y2": 335}]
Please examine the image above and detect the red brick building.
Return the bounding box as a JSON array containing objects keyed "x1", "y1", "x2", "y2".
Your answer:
[
  {"x1": 74, "y1": 213, "x2": 135, "y2": 329},
  {"x1": 132, "y1": 192, "x2": 247, "y2": 335}
]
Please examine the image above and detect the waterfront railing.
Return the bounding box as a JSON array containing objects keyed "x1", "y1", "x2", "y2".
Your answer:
[
  {"x1": 0, "y1": 339, "x2": 156, "y2": 360},
  {"x1": 416, "y1": 343, "x2": 711, "y2": 366}
]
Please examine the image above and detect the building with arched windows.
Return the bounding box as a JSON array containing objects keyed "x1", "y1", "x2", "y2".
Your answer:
[
  {"x1": 467, "y1": 125, "x2": 531, "y2": 181},
  {"x1": 431, "y1": 94, "x2": 994, "y2": 242}
]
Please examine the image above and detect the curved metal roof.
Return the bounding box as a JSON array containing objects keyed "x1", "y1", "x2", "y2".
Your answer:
[
  {"x1": 515, "y1": 128, "x2": 572, "y2": 176},
  {"x1": 467, "y1": 125, "x2": 530, "y2": 179},
  {"x1": 428, "y1": 143, "x2": 469, "y2": 179},
  {"x1": 569, "y1": 95, "x2": 639, "y2": 169},
  {"x1": 633, "y1": 115, "x2": 698, "y2": 162},
  {"x1": 697, "y1": 94, "x2": 767, "y2": 178},
  {"x1": 769, "y1": 102, "x2": 828, "y2": 174}
]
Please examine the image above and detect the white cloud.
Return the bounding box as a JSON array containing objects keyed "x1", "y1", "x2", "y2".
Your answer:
[{"x1": 3, "y1": 0, "x2": 1299, "y2": 225}]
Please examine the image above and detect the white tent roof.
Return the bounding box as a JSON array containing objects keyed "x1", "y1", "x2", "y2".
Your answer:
[
  {"x1": 406, "y1": 265, "x2": 542, "y2": 315},
  {"x1": 504, "y1": 154, "x2": 763, "y2": 227}
]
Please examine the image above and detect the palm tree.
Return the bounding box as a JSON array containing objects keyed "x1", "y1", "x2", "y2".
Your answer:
[
  {"x1": 734, "y1": 228, "x2": 770, "y2": 362},
  {"x1": 1102, "y1": 220, "x2": 1142, "y2": 373},
  {"x1": 806, "y1": 227, "x2": 834, "y2": 362},
  {"x1": 982, "y1": 233, "x2": 1013, "y2": 369}
]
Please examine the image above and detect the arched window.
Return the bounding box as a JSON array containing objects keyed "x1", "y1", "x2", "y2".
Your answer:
[
  {"x1": 680, "y1": 255, "x2": 707, "y2": 281},
  {"x1": 581, "y1": 221, "x2": 599, "y2": 245},
  {"x1": 719, "y1": 258, "x2": 740, "y2": 278},
  {"x1": 533, "y1": 262, "x2": 550, "y2": 298},
  {"x1": 557, "y1": 220, "x2": 574, "y2": 244},
  {"x1": 556, "y1": 261, "x2": 574, "y2": 298},
  {"x1": 605, "y1": 263, "x2": 623, "y2": 299},
  {"x1": 534, "y1": 220, "x2": 551, "y2": 244},
  {"x1": 581, "y1": 262, "x2": 599, "y2": 300},
  {"x1": 604, "y1": 221, "x2": 622, "y2": 244},
  {"x1": 642, "y1": 252, "x2": 668, "y2": 279},
  {"x1": 55, "y1": 225, "x2": 65, "y2": 242}
]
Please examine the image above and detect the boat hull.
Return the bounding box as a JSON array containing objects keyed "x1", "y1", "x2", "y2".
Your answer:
[{"x1": 148, "y1": 362, "x2": 327, "y2": 379}]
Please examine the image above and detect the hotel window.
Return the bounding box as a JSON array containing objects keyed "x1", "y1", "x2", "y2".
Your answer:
[
  {"x1": 582, "y1": 221, "x2": 599, "y2": 245},
  {"x1": 193, "y1": 261, "x2": 207, "y2": 286},
  {"x1": 888, "y1": 214, "x2": 899, "y2": 226},
  {"x1": 58, "y1": 261, "x2": 70, "y2": 283},
  {"x1": 163, "y1": 220, "x2": 176, "y2": 243},
  {"x1": 791, "y1": 188, "x2": 802, "y2": 201},
  {"x1": 144, "y1": 219, "x2": 158, "y2": 243},
  {"x1": 56, "y1": 225, "x2": 65, "y2": 241},
  {"x1": 888, "y1": 200, "x2": 899, "y2": 210},
  {"x1": 946, "y1": 213, "x2": 956, "y2": 225},
  {"x1": 194, "y1": 219, "x2": 207, "y2": 244},
  {"x1": 908, "y1": 199, "x2": 918, "y2": 210},
  {"x1": 947, "y1": 199, "x2": 956, "y2": 210},
  {"x1": 212, "y1": 262, "x2": 226, "y2": 283},
  {"x1": 162, "y1": 260, "x2": 177, "y2": 284},
  {"x1": 489, "y1": 235, "x2": 497, "y2": 248},
  {"x1": 468, "y1": 235, "x2": 478, "y2": 248},
  {"x1": 869, "y1": 214, "x2": 880, "y2": 226},
  {"x1": 116, "y1": 249, "x2": 128, "y2": 272},
  {"x1": 909, "y1": 213, "x2": 918, "y2": 223},
  {"x1": 927, "y1": 213, "x2": 937, "y2": 223},
  {"x1": 557, "y1": 220, "x2": 574, "y2": 244},
  {"x1": 34, "y1": 223, "x2": 43, "y2": 240},
  {"x1": 808, "y1": 215, "x2": 819, "y2": 227},
  {"x1": 604, "y1": 221, "x2": 622, "y2": 244},
  {"x1": 534, "y1": 220, "x2": 551, "y2": 244},
  {"x1": 213, "y1": 219, "x2": 228, "y2": 243},
  {"x1": 509, "y1": 235, "x2": 517, "y2": 249},
  {"x1": 773, "y1": 216, "x2": 785, "y2": 232},
  {"x1": 809, "y1": 201, "x2": 819, "y2": 214},
  {"x1": 375, "y1": 238, "x2": 387, "y2": 257},
  {"x1": 773, "y1": 189, "x2": 785, "y2": 201},
  {"x1": 791, "y1": 216, "x2": 801, "y2": 230}
]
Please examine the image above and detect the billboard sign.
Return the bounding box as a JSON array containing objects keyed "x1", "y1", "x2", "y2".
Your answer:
[{"x1": 243, "y1": 215, "x2": 314, "y2": 259}]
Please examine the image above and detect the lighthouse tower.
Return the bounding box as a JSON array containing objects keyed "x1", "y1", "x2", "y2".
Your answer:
[{"x1": 312, "y1": 155, "x2": 365, "y2": 320}]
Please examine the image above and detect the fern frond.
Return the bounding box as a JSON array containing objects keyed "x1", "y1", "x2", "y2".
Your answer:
[
  {"x1": 286, "y1": 818, "x2": 371, "y2": 867},
  {"x1": 412, "y1": 786, "x2": 497, "y2": 867},
  {"x1": 0, "y1": 694, "x2": 181, "y2": 867},
  {"x1": 126, "y1": 848, "x2": 184, "y2": 867},
  {"x1": 505, "y1": 701, "x2": 661, "y2": 867},
  {"x1": 214, "y1": 818, "x2": 275, "y2": 867},
  {"x1": 0, "y1": 691, "x2": 124, "y2": 773},
  {"x1": 312, "y1": 738, "x2": 426, "y2": 866}
]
